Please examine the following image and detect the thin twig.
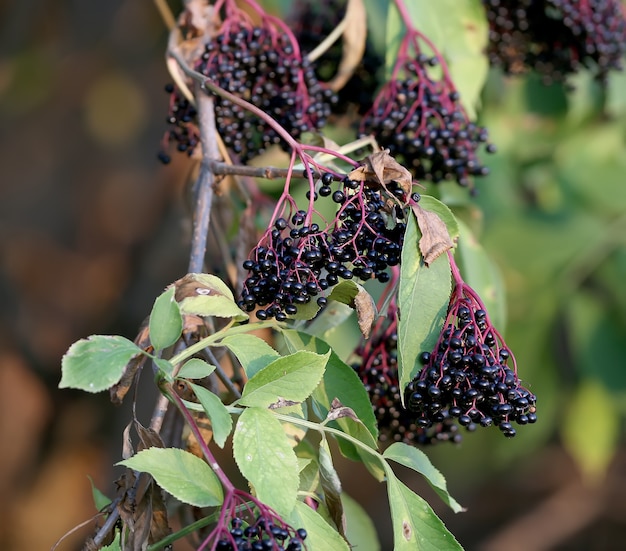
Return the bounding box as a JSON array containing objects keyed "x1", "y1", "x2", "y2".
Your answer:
[
  {"x1": 188, "y1": 87, "x2": 220, "y2": 273},
  {"x1": 210, "y1": 161, "x2": 318, "y2": 180},
  {"x1": 202, "y1": 347, "x2": 242, "y2": 400}
]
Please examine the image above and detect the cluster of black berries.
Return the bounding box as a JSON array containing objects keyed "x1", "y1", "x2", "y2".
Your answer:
[
  {"x1": 483, "y1": 0, "x2": 626, "y2": 83},
  {"x1": 360, "y1": 56, "x2": 496, "y2": 189},
  {"x1": 405, "y1": 289, "x2": 537, "y2": 438},
  {"x1": 289, "y1": 0, "x2": 383, "y2": 115},
  {"x1": 196, "y1": 23, "x2": 335, "y2": 163},
  {"x1": 238, "y1": 174, "x2": 412, "y2": 320},
  {"x1": 158, "y1": 84, "x2": 199, "y2": 164},
  {"x1": 215, "y1": 517, "x2": 307, "y2": 551},
  {"x1": 353, "y1": 310, "x2": 464, "y2": 446}
]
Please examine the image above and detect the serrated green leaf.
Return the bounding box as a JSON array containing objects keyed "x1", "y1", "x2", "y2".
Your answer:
[
  {"x1": 233, "y1": 407, "x2": 299, "y2": 517},
  {"x1": 237, "y1": 350, "x2": 328, "y2": 408},
  {"x1": 562, "y1": 379, "x2": 619, "y2": 482},
  {"x1": 418, "y1": 195, "x2": 460, "y2": 242},
  {"x1": 282, "y1": 330, "x2": 377, "y2": 437},
  {"x1": 177, "y1": 358, "x2": 216, "y2": 379},
  {"x1": 342, "y1": 493, "x2": 381, "y2": 551},
  {"x1": 220, "y1": 334, "x2": 280, "y2": 378},
  {"x1": 180, "y1": 295, "x2": 248, "y2": 321},
  {"x1": 189, "y1": 383, "x2": 233, "y2": 448},
  {"x1": 149, "y1": 287, "x2": 182, "y2": 351},
  {"x1": 182, "y1": 273, "x2": 236, "y2": 300},
  {"x1": 386, "y1": 470, "x2": 462, "y2": 551},
  {"x1": 398, "y1": 212, "x2": 451, "y2": 403},
  {"x1": 291, "y1": 500, "x2": 351, "y2": 551},
  {"x1": 383, "y1": 442, "x2": 464, "y2": 513},
  {"x1": 117, "y1": 448, "x2": 223, "y2": 507},
  {"x1": 88, "y1": 476, "x2": 111, "y2": 512},
  {"x1": 455, "y1": 219, "x2": 506, "y2": 331},
  {"x1": 60, "y1": 335, "x2": 144, "y2": 393}
]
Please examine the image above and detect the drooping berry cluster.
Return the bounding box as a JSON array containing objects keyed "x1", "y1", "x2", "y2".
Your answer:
[
  {"x1": 353, "y1": 301, "x2": 464, "y2": 446},
  {"x1": 158, "y1": 84, "x2": 199, "y2": 164},
  {"x1": 215, "y1": 517, "x2": 307, "y2": 551},
  {"x1": 483, "y1": 0, "x2": 626, "y2": 83},
  {"x1": 405, "y1": 253, "x2": 537, "y2": 438},
  {"x1": 289, "y1": 0, "x2": 384, "y2": 115},
  {"x1": 238, "y1": 173, "x2": 413, "y2": 320},
  {"x1": 197, "y1": 20, "x2": 334, "y2": 163},
  {"x1": 360, "y1": 35, "x2": 495, "y2": 190}
]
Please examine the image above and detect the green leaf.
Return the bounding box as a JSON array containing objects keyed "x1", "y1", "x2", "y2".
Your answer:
[
  {"x1": 319, "y1": 440, "x2": 345, "y2": 535},
  {"x1": 60, "y1": 335, "x2": 144, "y2": 393},
  {"x1": 149, "y1": 287, "x2": 182, "y2": 351},
  {"x1": 386, "y1": 470, "x2": 462, "y2": 551},
  {"x1": 233, "y1": 407, "x2": 299, "y2": 517},
  {"x1": 177, "y1": 358, "x2": 216, "y2": 379},
  {"x1": 342, "y1": 493, "x2": 381, "y2": 551},
  {"x1": 281, "y1": 330, "x2": 378, "y2": 439},
  {"x1": 383, "y1": 443, "x2": 464, "y2": 513},
  {"x1": 154, "y1": 358, "x2": 174, "y2": 380},
  {"x1": 88, "y1": 476, "x2": 111, "y2": 512},
  {"x1": 237, "y1": 350, "x2": 329, "y2": 408},
  {"x1": 180, "y1": 294, "x2": 249, "y2": 321},
  {"x1": 220, "y1": 334, "x2": 280, "y2": 378},
  {"x1": 189, "y1": 383, "x2": 233, "y2": 448},
  {"x1": 418, "y1": 195, "x2": 460, "y2": 242},
  {"x1": 117, "y1": 448, "x2": 223, "y2": 507},
  {"x1": 562, "y1": 379, "x2": 619, "y2": 482},
  {"x1": 327, "y1": 280, "x2": 361, "y2": 305},
  {"x1": 398, "y1": 212, "x2": 452, "y2": 402},
  {"x1": 455, "y1": 219, "x2": 506, "y2": 331},
  {"x1": 291, "y1": 500, "x2": 351, "y2": 551}
]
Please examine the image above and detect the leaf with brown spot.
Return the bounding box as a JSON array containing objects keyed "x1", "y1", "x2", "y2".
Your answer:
[
  {"x1": 327, "y1": 399, "x2": 360, "y2": 423},
  {"x1": 412, "y1": 204, "x2": 454, "y2": 265},
  {"x1": 318, "y1": 441, "x2": 346, "y2": 537},
  {"x1": 349, "y1": 150, "x2": 413, "y2": 196},
  {"x1": 328, "y1": 0, "x2": 368, "y2": 92}
]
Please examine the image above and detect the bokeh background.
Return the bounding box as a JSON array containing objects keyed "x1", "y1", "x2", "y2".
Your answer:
[{"x1": 1, "y1": 1, "x2": 625, "y2": 550}]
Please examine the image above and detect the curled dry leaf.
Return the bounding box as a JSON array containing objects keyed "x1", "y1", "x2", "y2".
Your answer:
[
  {"x1": 354, "y1": 286, "x2": 377, "y2": 340},
  {"x1": 412, "y1": 204, "x2": 454, "y2": 265},
  {"x1": 327, "y1": 398, "x2": 360, "y2": 422},
  {"x1": 328, "y1": 0, "x2": 368, "y2": 92},
  {"x1": 349, "y1": 149, "x2": 413, "y2": 196}
]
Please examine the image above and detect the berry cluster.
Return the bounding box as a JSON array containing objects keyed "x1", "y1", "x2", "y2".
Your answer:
[
  {"x1": 197, "y1": 21, "x2": 334, "y2": 163},
  {"x1": 289, "y1": 0, "x2": 383, "y2": 115},
  {"x1": 361, "y1": 43, "x2": 495, "y2": 190},
  {"x1": 483, "y1": 0, "x2": 626, "y2": 83},
  {"x1": 215, "y1": 517, "x2": 307, "y2": 551},
  {"x1": 405, "y1": 256, "x2": 537, "y2": 438},
  {"x1": 238, "y1": 173, "x2": 412, "y2": 320},
  {"x1": 353, "y1": 304, "x2": 464, "y2": 446},
  {"x1": 158, "y1": 84, "x2": 199, "y2": 164}
]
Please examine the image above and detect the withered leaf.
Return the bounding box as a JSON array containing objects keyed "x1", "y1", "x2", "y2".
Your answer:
[
  {"x1": 354, "y1": 286, "x2": 377, "y2": 340},
  {"x1": 148, "y1": 482, "x2": 172, "y2": 545},
  {"x1": 327, "y1": 398, "x2": 360, "y2": 422},
  {"x1": 328, "y1": 0, "x2": 368, "y2": 92},
  {"x1": 110, "y1": 322, "x2": 150, "y2": 405},
  {"x1": 412, "y1": 204, "x2": 454, "y2": 265},
  {"x1": 135, "y1": 419, "x2": 165, "y2": 452},
  {"x1": 318, "y1": 444, "x2": 346, "y2": 538},
  {"x1": 349, "y1": 149, "x2": 413, "y2": 196}
]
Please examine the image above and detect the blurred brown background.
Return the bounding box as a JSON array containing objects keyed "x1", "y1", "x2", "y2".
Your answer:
[{"x1": 1, "y1": 1, "x2": 625, "y2": 550}]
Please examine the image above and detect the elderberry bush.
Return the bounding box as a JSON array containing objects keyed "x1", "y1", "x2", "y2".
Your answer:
[
  {"x1": 361, "y1": 56, "x2": 496, "y2": 190},
  {"x1": 238, "y1": 174, "x2": 411, "y2": 320},
  {"x1": 405, "y1": 283, "x2": 537, "y2": 438},
  {"x1": 483, "y1": 0, "x2": 626, "y2": 83}
]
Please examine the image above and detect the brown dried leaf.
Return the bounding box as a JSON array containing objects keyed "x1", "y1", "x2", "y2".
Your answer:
[
  {"x1": 127, "y1": 485, "x2": 153, "y2": 551},
  {"x1": 135, "y1": 420, "x2": 165, "y2": 452},
  {"x1": 354, "y1": 287, "x2": 377, "y2": 340},
  {"x1": 328, "y1": 0, "x2": 368, "y2": 92},
  {"x1": 327, "y1": 399, "x2": 360, "y2": 422},
  {"x1": 349, "y1": 149, "x2": 413, "y2": 196},
  {"x1": 412, "y1": 204, "x2": 454, "y2": 265},
  {"x1": 110, "y1": 322, "x2": 150, "y2": 405},
  {"x1": 148, "y1": 482, "x2": 172, "y2": 545}
]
